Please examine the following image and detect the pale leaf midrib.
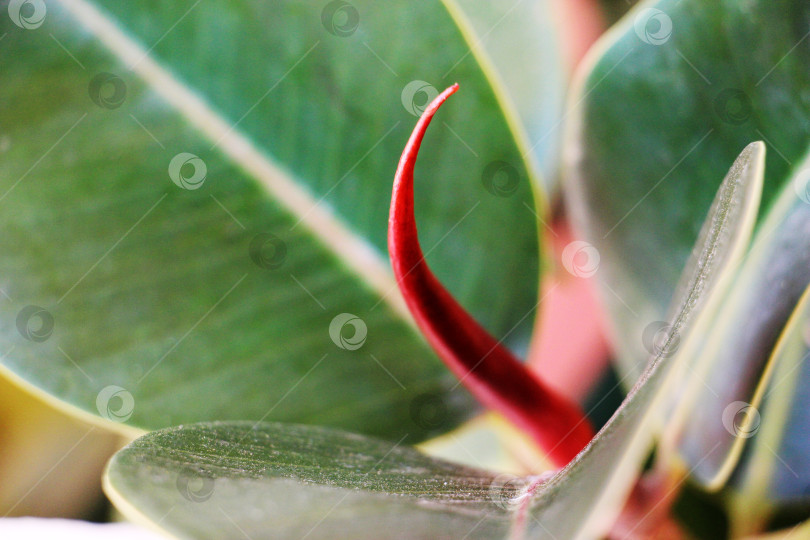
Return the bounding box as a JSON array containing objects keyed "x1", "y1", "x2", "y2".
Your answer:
[{"x1": 55, "y1": 0, "x2": 412, "y2": 323}]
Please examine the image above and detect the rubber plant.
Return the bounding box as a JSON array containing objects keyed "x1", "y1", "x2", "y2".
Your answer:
[
  {"x1": 4, "y1": 0, "x2": 810, "y2": 539},
  {"x1": 102, "y1": 83, "x2": 765, "y2": 540},
  {"x1": 0, "y1": 0, "x2": 564, "y2": 522}
]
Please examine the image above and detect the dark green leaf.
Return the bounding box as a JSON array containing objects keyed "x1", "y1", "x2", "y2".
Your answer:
[
  {"x1": 0, "y1": 0, "x2": 554, "y2": 438},
  {"x1": 566, "y1": 0, "x2": 810, "y2": 380}
]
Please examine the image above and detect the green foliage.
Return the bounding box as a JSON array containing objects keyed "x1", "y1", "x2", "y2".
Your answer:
[
  {"x1": 105, "y1": 143, "x2": 764, "y2": 539},
  {"x1": 5, "y1": 0, "x2": 810, "y2": 537},
  {"x1": 0, "y1": 0, "x2": 561, "y2": 440}
]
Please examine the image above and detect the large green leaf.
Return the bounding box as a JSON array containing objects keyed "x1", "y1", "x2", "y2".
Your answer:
[
  {"x1": 565, "y1": 0, "x2": 810, "y2": 381},
  {"x1": 0, "y1": 0, "x2": 553, "y2": 438},
  {"x1": 105, "y1": 422, "x2": 518, "y2": 540},
  {"x1": 104, "y1": 144, "x2": 763, "y2": 540}
]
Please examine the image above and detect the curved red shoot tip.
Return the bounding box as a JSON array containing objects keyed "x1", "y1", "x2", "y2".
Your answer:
[{"x1": 389, "y1": 84, "x2": 594, "y2": 467}]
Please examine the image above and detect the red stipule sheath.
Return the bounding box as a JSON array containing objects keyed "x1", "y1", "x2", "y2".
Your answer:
[{"x1": 388, "y1": 84, "x2": 594, "y2": 467}]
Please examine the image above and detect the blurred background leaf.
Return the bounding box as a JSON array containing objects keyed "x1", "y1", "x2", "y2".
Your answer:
[
  {"x1": 447, "y1": 0, "x2": 565, "y2": 193},
  {"x1": 0, "y1": 376, "x2": 121, "y2": 518},
  {"x1": 565, "y1": 0, "x2": 810, "y2": 531},
  {"x1": 566, "y1": 0, "x2": 810, "y2": 379},
  {"x1": 727, "y1": 281, "x2": 810, "y2": 536},
  {"x1": 0, "y1": 0, "x2": 566, "y2": 443}
]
